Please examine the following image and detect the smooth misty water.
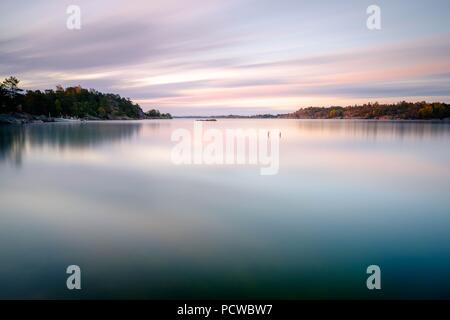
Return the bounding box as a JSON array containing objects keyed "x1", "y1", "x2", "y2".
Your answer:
[{"x1": 1, "y1": 119, "x2": 450, "y2": 299}]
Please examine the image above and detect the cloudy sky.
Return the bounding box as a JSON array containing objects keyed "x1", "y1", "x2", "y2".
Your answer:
[{"x1": 1, "y1": 0, "x2": 450, "y2": 115}]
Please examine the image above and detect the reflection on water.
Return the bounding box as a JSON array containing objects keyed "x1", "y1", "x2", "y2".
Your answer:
[
  {"x1": 0, "y1": 119, "x2": 450, "y2": 299},
  {"x1": 0, "y1": 122, "x2": 142, "y2": 166},
  {"x1": 295, "y1": 120, "x2": 450, "y2": 140},
  {"x1": 0, "y1": 126, "x2": 25, "y2": 166}
]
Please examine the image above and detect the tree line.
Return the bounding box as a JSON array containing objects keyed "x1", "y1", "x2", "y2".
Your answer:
[
  {"x1": 0, "y1": 77, "x2": 171, "y2": 119},
  {"x1": 283, "y1": 101, "x2": 450, "y2": 120}
]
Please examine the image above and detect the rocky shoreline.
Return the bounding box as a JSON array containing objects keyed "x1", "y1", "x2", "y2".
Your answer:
[
  {"x1": 0, "y1": 113, "x2": 60, "y2": 124},
  {"x1": 0, "y1": 113, "x2": 171, "y2": 125}
]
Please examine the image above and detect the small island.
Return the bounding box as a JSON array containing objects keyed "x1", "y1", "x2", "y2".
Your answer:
[{"x1": 0, "y1": 77, "x2": 171, "y2": 124}]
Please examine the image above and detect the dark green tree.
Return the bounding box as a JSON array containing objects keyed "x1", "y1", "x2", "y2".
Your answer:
[{"x1": 2, "y1": 77, "x2": 23, "y2": 100}]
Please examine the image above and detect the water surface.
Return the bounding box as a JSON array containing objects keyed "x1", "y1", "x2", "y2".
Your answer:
[{"x1": 1, "y1": 119, "x2": 450, "y2": 299}]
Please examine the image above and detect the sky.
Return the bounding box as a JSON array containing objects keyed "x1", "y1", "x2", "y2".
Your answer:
[{"x1": 1, "y1": 0, "x2": 450, "y2": 116}]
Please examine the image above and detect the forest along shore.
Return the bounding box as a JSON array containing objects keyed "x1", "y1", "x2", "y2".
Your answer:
[{"x1": 0, "y1": 76, "x2": 171, "y2": 124}]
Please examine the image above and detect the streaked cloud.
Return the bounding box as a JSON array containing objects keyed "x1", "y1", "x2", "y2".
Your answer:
[{"x1": 1, "y1": 0, "x2": 450, "y2": 115}]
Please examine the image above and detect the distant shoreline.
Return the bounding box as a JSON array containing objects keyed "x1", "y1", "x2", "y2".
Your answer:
[
  {"x1": 175, "y1": 102, "x2": 450, "y2": 121},
  {"x1": 175, "y1": 116, "x2": 450, "y2": 121},
  {"x1": 3, "y1": 112, "x2": 450, "y2": 125}
]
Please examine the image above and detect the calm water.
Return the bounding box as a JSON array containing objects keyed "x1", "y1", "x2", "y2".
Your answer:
[{"x1": 1, "y1": 119, "x2": 450, "y2": 299}]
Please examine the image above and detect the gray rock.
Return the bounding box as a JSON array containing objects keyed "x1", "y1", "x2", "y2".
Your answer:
[{"x1": 0, "y1": 114, "x2": 25, "y2": 124}]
